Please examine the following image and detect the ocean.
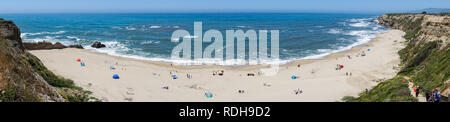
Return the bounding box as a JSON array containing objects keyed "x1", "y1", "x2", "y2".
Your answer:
[{"x1": 0, "y1": 13, "x2": 386, "y2": 65}]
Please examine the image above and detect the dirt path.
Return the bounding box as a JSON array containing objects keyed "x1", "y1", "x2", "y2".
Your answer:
[{"x1": 404, "y1": 76, "x2": 426, "y2": 102}]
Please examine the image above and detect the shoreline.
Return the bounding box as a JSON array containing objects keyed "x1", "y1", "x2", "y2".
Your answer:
[
  {"x1": 29, "y1": 29, "x2": 406, "y2": 102},
  {"x1": 75, "y1": 35, "x2": 381, "y2": 71}
]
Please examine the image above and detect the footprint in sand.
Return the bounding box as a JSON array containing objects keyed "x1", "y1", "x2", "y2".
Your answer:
[
  {"x1": 126, "y1": 87, "x2": 135, "y2": 95},
  {"x1": 124, "y1": 87, "x2": 135, "y2": 101}
]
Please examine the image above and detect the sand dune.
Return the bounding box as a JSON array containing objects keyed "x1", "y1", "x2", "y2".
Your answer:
[{"x1": 29, "y1": 29, "x2": 406, "y2": 102}]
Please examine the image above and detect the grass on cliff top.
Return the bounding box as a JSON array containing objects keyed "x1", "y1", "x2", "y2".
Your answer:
[
  {"x1": 387, "y1": 13, "x2": 450, "y2": 16},
  {"x1": 342, "y1": 76, "x2": 417, "y2": 102}
]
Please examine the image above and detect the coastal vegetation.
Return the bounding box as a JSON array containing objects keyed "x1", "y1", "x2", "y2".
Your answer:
[
  {"x1": 344, "y1": 13, "x2": 449, "y2": 102},
  {"x1": 0, "y1": 18, "x2": 98, "y2": 102},
  {"x1": 342, "y1": 76, "x2": 417, "y2": 102}
]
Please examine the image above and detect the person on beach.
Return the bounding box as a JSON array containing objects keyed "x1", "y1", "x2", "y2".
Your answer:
[
  {"x1": 426, "y1": 91, "x2": 432, "y2": 102},
  {"x1": 414, "y1": 86, "x2": 421, "y2": 97},
  {"x1": 238, "y1": 90, "x2": 245, "y2": 94},
  {"x1": 428, "y1": 92, "x2": 435, "y2": 102},
  {"x1": 186, "y1": 74, "x2": 191, "y2": 79},
  {"x1": 295, "y1": 89, "x2": 303, "y2": 95},
  {"x1": 434, "y1": 89, "x2": 440, "y2": 102}
]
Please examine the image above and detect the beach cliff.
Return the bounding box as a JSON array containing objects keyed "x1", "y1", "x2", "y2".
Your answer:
[
  {"x1": 345, "y1": 13, "x2": 450, "y2": 102},
  {"x1": 0, "y1": 18, "x2": 95, "y2": 102}
]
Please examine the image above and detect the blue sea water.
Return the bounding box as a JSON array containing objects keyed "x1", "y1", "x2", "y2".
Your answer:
[{"x1": 0, "y1": 13, "x2": 386, "y2": 65}]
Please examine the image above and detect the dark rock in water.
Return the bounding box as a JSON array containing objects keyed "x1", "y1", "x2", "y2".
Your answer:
[
  {"x1": 67, "y1": 44, "x2": 84, "y2": 49},
  {"x1": 91, "y1": 41, "x2": 106, "y2": 48},
  {"x1": 23, "y1": 41, "x2": 84, "y2": 50}
]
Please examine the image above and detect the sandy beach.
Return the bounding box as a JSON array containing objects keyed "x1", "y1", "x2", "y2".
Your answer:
[{"x1": 29, "y1": 29, "x2": 406, "y2": 102}]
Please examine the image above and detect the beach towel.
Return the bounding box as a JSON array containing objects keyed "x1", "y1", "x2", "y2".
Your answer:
[{"x1": 113, "y1": 74, "x2": 120, "y2": 79}]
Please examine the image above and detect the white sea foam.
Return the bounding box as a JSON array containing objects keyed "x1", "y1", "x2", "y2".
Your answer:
[
  {"x1": 21, "y1": 31, "x2": 67, "y2": 38},
  {"x1": 22, "y1": 35, "x2": 75, "y2": 46},
  {"x1": 301, "y1": 19, "x2": 386, "y2": 60},
  {"x1": 327, "y1": 28, "x2": 342, "y2": 34},
  {"x1": 140, "y1": 41, "x2": 160, "y2": 45},
  {"x1": 347, "y1": 17, "x2": 376, "y2": 27},
  {"x1": 349, "y1": 22, "x2": 370, "y2": 27},
  {"x1": 67, "y1": 36, "x2": 82, "y2": 41},
  {"x1": 125, "y1": 27, "x2": 136, "y2": 30},
  {"x1": 314, "y1": 26, "x2": 325, "y2": 28},
  {"x1": 149, "y1": 26, "x2": 161, "y2": 29}
]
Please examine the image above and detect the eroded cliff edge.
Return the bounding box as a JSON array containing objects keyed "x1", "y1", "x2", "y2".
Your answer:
[{"x1": 344, "y1": 14, "x2": 449, "y2": 102}]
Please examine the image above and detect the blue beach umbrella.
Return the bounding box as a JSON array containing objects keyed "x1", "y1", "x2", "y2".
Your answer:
[
  {"x1": 205, "y1": 92, "x2": 213, "y2": 98},
  {"x1": 172, "y1": 75, "x2": 178, "y2": 79},
  {"x1": 291, "y1": 75, "x2": 297, "y2": 80},
  {"x1": 113, "y1": 74, "x2": 120, "y2": 79}
]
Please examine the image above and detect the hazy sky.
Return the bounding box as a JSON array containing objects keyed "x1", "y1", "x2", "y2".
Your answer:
[{"x1": 1, "y1": 0, "x2": 449, "y2": 13}]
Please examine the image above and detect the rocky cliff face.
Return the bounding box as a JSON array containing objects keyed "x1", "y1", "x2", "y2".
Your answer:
[
  {"x1": 0, "y1": 19, "x2": 66, "y2": 102},
  {"x1": 345, "y1": 14, "x2": 449, "y2": 102},
  {"x1": 359, "y1": 14, "x2": 449, "y2": 101},
  {"x1": 378, "y1": 14, "x2": 449, "y2": 46}
]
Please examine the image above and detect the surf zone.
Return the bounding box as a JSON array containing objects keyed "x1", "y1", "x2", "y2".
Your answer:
[{"x1": 170, "y1": 22, "x2": 280, "y2": 66}]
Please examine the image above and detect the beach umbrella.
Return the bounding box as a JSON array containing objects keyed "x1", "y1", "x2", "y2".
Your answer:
[
  {"x1": 205, "y1": 92, "x2": 213, "y2": 98},
  {"x1": 291, "y1": 75, "x2": 297, "y2": 80},
  {"x1": 76, "y1": 58, "x2": 81, "y2": 62},
  {"x1": 81, "y1": 62, "x2": 86, "y2": 67},
  {"x1": 368, "y1": 49, "x2": 371, "y2": 51},
  {"x1": 172, "y1": 75, "x2": 178, "y2": 79},
  {"x1": 113, "y1": 74, "x2": 120, "y2": 79}
]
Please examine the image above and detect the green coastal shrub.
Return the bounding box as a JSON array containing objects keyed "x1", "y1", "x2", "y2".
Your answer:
[
  {"x1": 408, "y1": 44, "x2": 449, "y2": 92},
  {"x1": 347, "y1": 14, "x2": 449, "y2": 102},
  {"x1": 343, "y1": 76, "x2": 417, "y2": 102},
  {"x1": 24, "y1": 54, "x2": 75, "y2": 88}
]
